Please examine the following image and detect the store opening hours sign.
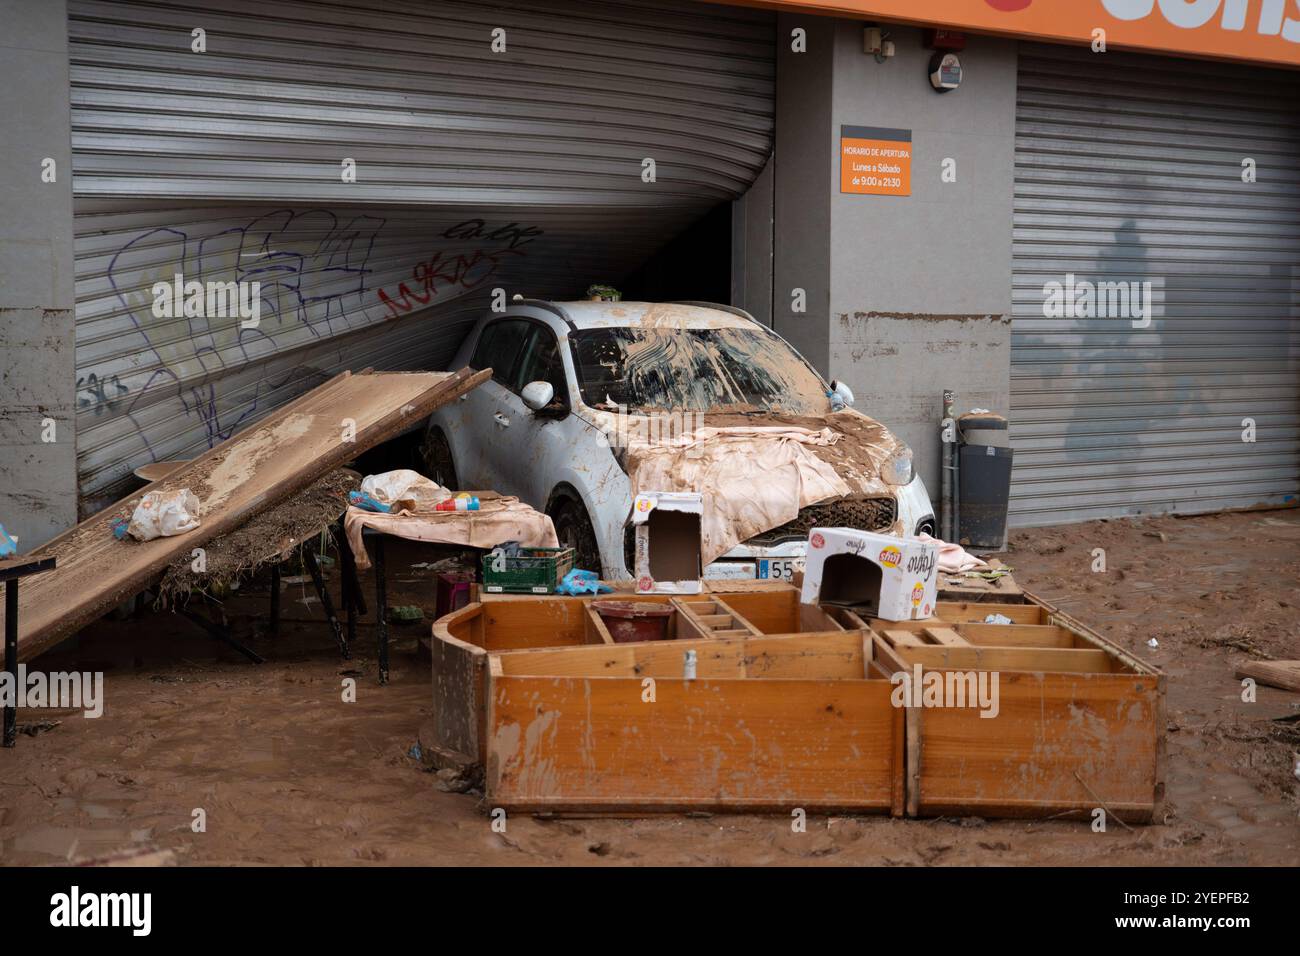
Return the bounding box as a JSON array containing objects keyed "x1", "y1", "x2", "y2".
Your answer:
[{"x1": 840, "y1": 126, "x2": 912, "y2": 196}]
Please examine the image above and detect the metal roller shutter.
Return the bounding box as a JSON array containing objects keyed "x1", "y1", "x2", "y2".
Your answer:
[
  {"x1": 1010, "y1": 43, "x2": 1300, "y2": 526},
  {"x1": 67, "y1": 0, "x2": 775, "y2": 510}
]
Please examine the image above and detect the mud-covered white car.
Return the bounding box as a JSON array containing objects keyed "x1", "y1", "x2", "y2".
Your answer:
[{"x1": 423, "y1": 300, "x2": 935, "y2": 580}]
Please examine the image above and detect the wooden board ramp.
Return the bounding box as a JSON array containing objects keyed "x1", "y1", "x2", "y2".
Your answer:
[{"x1": 3, "y1": 368, "x2": 488, "y2": 661}]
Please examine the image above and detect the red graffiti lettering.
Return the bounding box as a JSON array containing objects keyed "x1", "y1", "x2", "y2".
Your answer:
[{"x1": 377, "y1": 246, "x2": 525, "y2": 318}]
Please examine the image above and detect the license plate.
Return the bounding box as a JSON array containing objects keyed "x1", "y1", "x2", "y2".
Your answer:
[{"x1": 758, "y1": 558, "x2": 800, "y2": 580}]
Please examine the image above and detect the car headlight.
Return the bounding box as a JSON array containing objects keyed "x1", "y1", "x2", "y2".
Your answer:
[{"x1": 880, "y1": 447, "x2": 914, "y2": 486}]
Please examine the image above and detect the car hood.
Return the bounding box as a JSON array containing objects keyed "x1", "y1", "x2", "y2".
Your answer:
[
  {"x1": 582, "y1": 407, "x2": 906, "y2": 499},
  {"x1": 701, "y1": 410, "x2": 906, "y2": 498}
]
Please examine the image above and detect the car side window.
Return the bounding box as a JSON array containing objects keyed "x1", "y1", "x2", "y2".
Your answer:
[
  {"x1": 470, "y1": 320, "x2": 530, "y2": 387},
  {"x1": 514, "y1": 325, "x2": 569, "y2": 407}
]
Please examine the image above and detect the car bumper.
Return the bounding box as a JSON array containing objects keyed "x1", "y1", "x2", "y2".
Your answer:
[{"x1": 704, "y1": 481, "x2": 936, "y2": 581}]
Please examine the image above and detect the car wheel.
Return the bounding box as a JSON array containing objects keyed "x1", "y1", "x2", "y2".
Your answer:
[
  {"x1": 551, "y1": 496, "x2": 603, "y2": 577},
  {"x1": 419, "y1": 428, "x2": 459, "y2": 490}
]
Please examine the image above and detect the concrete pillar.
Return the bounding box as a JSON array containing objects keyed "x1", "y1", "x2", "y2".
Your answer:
[
  {"x1": 771, "y1": 18, "x2": 1016, "y2": 502},
  {"x1": 731, "y1": 156, "x2": 774, "y2": 326},
  {"x1": 772, "y1": 13, "x2": 836, "y2": 369},
  {"x1": 0, "y1": 0, "x2": 78, "y2": 550}
]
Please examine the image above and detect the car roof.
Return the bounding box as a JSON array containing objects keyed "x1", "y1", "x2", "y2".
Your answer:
[{"x1": 523, "y1": 300, "x2": 761, "y2": 331}]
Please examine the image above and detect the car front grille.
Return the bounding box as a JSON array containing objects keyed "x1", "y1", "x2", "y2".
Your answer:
[{"x1": 744, "y1": 497, "x2": 897, "y2": 546}]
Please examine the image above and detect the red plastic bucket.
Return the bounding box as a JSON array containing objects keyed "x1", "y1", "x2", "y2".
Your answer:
[{"x1": 592, "y1": 600, "x2": 673, "y2": 643}]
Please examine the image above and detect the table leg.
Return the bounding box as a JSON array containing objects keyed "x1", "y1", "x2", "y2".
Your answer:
[
  {"x1": 269, "y1": 563, "x2": 281, "y2": 640},
  {"x1": 179, "y1": 606, "x2": 266, "y2": 665},
  {"x1": 303, "y1": 546, "x2": 349, "y2": 659},
  {"x1": 4, "y1": 579, "x2": 17, "y2": 748},
  {"x1": 334, "y1": 521, "x2": 358, "y2": 651},
  {"x1": 374, "y1": 535, "x2": 389, "y2": 686},
  {"x1": 335, "y1": 520, "x2": 367, "y2": 616}
]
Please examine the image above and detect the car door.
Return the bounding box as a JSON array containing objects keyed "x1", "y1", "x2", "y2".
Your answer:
[
  {"x1": 482, "y1": 322, "x2": 575, "y2": 509},
  {"x1": 459, "y1": 318, "x2": 531, "y2": 491}
]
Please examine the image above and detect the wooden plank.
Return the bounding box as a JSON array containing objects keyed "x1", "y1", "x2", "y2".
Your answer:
[
  {"x1": 480, "y1": 598, "x2": 586, "y2": 650},
  {"x1": 708, "y1": 595, "x2": 763, "y2": 636},
  {"x1": 1039, "y1": 599, "x2": 1160, "y2": 676},
  {"x1": 486, "y1": 674, "x2": 897, "y2": 811},
  {"x1": 719, "y1": 588, "x2": 798, "y2": 633},
  {"x1": 702, "y1": 579, "x2": 798, "y2": 594},
  {"x1": 746, "y1": 632, "x2": 867, "y2": 678},
  {"x1": 824, "y1": 606, "x2": 870, "y2": 630},
  {"x1": 914, "y1": 672, "x2": 1161, "y2": 821},
  {"x1": 5, "y1": 368, "x2": 489, "y2": 662},
  {"x1": 696, "y1": 613, "x2": 733, "y2": 628},
  {"x1": 1236, "y1": 660, "x2": 1300, "y2": 693},
  {"x1": 935, "y1": 601, "x2": 1044, "y2": 625},
  {"x1": 883, "y1": 630, "x2": 906, "y2": 818},
  {"x1": 955, "y1": 623, "x2": 1077, "y2": 648},
  {"x1": 883, "y1": 629, "x2": 926, "y2": 647},
  {"x1": 670, "y1": 594, "x2": 761, "y2": 640},
  {"x1": 869, "y1": 635, "x2": 920, "y2": 817},
  {"x1": 798, "y1": 601, "x2": 845, "y2": 633},
  {"x1": 583, "y1": 605, "x2": 616, "y2": 645},
  {"x1": 435, "y1": 603, "x2": 484, "y2": 647},
  {"x1": 495, "y1": 631, "x2": 866, "y2": 680},
  {"x1": 895, "y1": 645, "x2": 1115, "y2": 673},
  {"x1": 670, "y1": 597, "x2": 714, "y2": 642},
  {"x1": 428, "y1": 624, "x2": 488, "y2": 765},
  {"x1": 924, "y1": 626, "x2": 969, "y2": 647}
]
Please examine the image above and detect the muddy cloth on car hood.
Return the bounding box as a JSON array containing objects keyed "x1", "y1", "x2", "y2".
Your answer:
[
  {"x1": 700, "y1": 411, "x2": 904, "y2": 495},
  {"x1": 617, "y1": 411, "x2": 907, "y2": 564},
  {"x1": 624, "y1": 418, "x2": 902, "y2": 565}
]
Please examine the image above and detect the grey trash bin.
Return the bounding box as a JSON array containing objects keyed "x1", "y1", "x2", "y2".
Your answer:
[{"x1": 957, "y1": 413, "x2": 1013, "y2": 550}]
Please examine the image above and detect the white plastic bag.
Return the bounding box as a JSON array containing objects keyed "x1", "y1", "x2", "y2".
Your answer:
[
  {"x1": 127, "y1": 489, "x2": 201, "y2": 541},
  {"x1": 359, "y1": 469, "x2": 449, "y2": 512}
]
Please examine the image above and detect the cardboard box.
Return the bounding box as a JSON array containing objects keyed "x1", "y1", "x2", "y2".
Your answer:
[
  {"x1": 631, "y1": 492, "x2": 703, "y2": 594},
  {"x1": 800, "y1": 527, "x2": 938, "y2": 621}
]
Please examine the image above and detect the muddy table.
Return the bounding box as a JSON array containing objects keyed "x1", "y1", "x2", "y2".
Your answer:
[
  {"x1": 343, "y1": 491, "x2": 559, "y2": 685},
  {"x1": 156, "y1": 469, "x2": 365, "y2": 668}
]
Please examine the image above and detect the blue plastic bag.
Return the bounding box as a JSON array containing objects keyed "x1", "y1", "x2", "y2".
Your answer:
[
  {"x1": 555, "y1": 569, "x2": 612, "y2": 596},
  {"x1": 0, "y1": 523, "x2": 16, "y2": 557},
  {"x1": 348, "y1": 490, "x2": 391, "y2": 513}
]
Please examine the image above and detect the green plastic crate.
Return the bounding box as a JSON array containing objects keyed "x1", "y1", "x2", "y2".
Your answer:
[{"x1": 481, "y1": 546, "x2": 575, "y2": 594}]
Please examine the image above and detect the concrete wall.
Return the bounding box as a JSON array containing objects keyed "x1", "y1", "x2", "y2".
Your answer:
[
  {"x1": 0, "y1": 0, "x2": 77, "y2": 550},
  {"x1": 771, "y1": 19, "x2": 1016, "y2": 503}
]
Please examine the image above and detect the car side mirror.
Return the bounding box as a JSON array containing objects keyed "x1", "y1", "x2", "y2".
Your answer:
[
  {"x1": 829, "y1": 380, "x2": 855, "y2": 410},
  {"x1": 521, "y1": 380, "x2": 555, "y2": 411}
]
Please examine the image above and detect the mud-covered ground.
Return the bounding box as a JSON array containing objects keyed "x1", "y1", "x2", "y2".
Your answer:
[{"x1": 1, "y1": 509, "x2": 1297, "y2": 866}]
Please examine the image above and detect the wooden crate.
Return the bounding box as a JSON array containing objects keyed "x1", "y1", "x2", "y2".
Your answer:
[
  {"x1": 870, "y1": 593, "x2": 1164, "y2": 823},
  {"x1": 484, "y1": 629, "x2": 903, "y2": 813},
  {"x1": 431, "y1": 586, "x2": 1163, "y2": 821},
  {"x1": 427, "y1": 586, "x2": 841, "y2": 771}
]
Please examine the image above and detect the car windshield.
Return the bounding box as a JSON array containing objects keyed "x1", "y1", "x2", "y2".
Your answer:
[{"x1": 569, "y1": 326, "x2": 830, "y2": 415}]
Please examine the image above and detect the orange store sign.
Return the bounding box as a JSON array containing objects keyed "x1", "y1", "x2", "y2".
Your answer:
[
  {"x1": 840, "y1": 127, "x2": 911, "y2": 196},
  {"x1": 733, "y1": 0, "x2": 1300, "y2": 67}
]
